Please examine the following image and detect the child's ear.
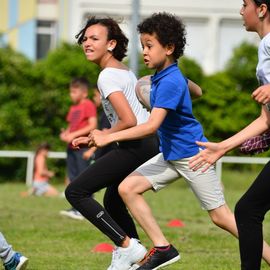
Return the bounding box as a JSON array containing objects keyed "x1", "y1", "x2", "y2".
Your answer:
[{"x1": 166, "y1": 43, "x2": 175, "y2": 56}]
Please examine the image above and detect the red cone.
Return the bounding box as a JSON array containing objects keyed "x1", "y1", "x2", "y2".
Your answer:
[
  {"x1": 167, "y1": 219, "x2": 185, "y2": 227},
  {"x1": 92, "y1": 243, "x2": 114, "y2": 253}
]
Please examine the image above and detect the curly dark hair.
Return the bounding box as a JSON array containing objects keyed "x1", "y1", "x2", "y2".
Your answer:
[
  {"x1": 76, "y1": 16, "x2": 129, "y2": 61},
  {"x1": 137, "y1": 12, "x2": 186, "y2": 60}
]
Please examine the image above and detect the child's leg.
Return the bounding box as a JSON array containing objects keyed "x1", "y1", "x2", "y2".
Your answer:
[
  {"x1": 176, "y1": 156, "x2": 270, "y2": 266},
  {"x1": 119, "y1": 172, "x2": 169, "y2": 246},
  {"x1": 208, "y1": 204, "x2": 270, "y2": 266},
  {"x1": 44, "y1": 185, "x2": 59, "y2": 197},
  {"x1": 119, "y1": 153, "x2": 179, "y2": 247},
  {"x1": 234, "y1": 161, "x2": 270, "y2": 269},
  {"x1": 0, "y1": 232, "x2": 15, "y2": 264}
]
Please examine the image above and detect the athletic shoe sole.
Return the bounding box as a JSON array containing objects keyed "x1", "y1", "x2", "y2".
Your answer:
[
  {"x1": 152, "y1": 254, "x2": 180, "y2": 270},
  {"x1": 59, "y1": 210, "x2": 84, "y2": 220},
  {"x1": 16, "y1": 256, "x2": 28, "y2": 270}
]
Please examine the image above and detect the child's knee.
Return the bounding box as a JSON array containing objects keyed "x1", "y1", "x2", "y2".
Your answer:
[
  {"x1": 209, "y1": 206, "x2": 233, "y2": 228},
  {"x1": 118, "y1": 181, "x2": 130, "y2": 198}
]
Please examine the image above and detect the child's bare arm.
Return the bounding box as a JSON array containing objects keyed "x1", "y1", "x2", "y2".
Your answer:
[{"x1": 188, "y1": 79, "x2": 202, "y2": 99}]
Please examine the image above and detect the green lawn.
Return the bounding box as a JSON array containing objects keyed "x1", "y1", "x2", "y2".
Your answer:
[{"x1": 0, "y1": 168, "x2": 269, "y2": 270}]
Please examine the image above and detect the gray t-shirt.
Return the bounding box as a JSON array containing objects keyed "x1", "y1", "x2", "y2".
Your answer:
[
  {"x1": 257, "y1": 32, "x2": 270, "y2": 85},
  {"x1": 97, "y1": 68, "x2": 149, "y2": 126}
]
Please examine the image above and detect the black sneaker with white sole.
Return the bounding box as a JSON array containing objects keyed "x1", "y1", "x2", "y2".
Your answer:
[{"x1": 137, "y1": 245, "x2": 180, "y2": 270}]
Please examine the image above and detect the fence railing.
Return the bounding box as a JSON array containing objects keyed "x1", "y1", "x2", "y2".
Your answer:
[
  {"x1": 0, "y1": 150, "x2": 66, "y2": 186},
  {"x1": 0, "y1": 151, "x2": 269, "y2": 186}
]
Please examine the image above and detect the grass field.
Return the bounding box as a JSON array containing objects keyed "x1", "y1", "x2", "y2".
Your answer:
[{"x1": 0, "y1": 167, "x2": 270, "y2": 270}]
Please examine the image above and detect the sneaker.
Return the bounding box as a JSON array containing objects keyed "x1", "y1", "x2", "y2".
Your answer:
[
  {"x1": 107, "y1": 238, "x2": 147, "y2": 270},
  {"x1": 59, "y1": 209, "x2": 84, "y2": 220},
  {"x1": 4, "y1": 252, "x2": 28, "y2": 270},
  {"x1": 136, "y1": 245, "x2": 180, "y2": 270}
]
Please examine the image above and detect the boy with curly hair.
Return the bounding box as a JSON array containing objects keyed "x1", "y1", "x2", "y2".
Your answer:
[{"x1": 90, "y1": 12, "x2": 270, "y2": 269}]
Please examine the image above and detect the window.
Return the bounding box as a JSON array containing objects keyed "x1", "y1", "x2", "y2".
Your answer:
[{"x1": 36, "y1": 20, "x2": 57, "y2": 59}]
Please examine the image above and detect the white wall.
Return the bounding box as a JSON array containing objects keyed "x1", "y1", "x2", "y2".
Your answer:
[{"x1": 64, "y1": 0, "x2": 260, "y2": 74}]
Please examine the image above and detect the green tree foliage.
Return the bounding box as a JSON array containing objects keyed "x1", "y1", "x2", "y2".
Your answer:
[
  {"x1": 0, "y1": 43, "x2": 100, "y2": 150},
  {"x1": 225, "y1": 42, "x2": 258, "y2": 92},
  {"x1": 0, "y1": 40, "x2": 266, "y2": 181},
  {"x1": 193, "y1": 72, "x2": 260, "y2": 142}
]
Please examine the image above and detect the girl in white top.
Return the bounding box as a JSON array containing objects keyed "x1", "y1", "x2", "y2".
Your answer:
[
  {"x1": 65, "y1": 17, "x2": 160, "y2": 270},
  {"x1": 190, "y1": 1, "x2": 270, "y2": 269}
]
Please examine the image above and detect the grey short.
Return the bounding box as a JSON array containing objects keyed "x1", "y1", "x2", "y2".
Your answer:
[
  {"x1": 135, "y1": 153, "x2": 225, "y2": 210},
  {"x1": 32, "y1": 181, "x2": 51, "y2": 196}
]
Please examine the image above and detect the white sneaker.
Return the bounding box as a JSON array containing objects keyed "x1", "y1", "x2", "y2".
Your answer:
[
  {"x1": 59, "y1": 209, "x2": 84, "y2": 220},
  {"x1": 107, "y1": 238, "x2": 147, "y2": 270}
]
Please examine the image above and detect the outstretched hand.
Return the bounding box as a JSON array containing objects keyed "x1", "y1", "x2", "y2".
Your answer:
[{"x1": 189, "y1": 141, "x2": 225, "y2": 172}]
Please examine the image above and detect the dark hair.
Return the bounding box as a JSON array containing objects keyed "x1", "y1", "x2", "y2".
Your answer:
[
  {"x1": 70, "y1": 77, "x2": 89, "y2": 90},
  {"x1": 137, "y1": 12, "x2": 186, "y2": 60},
  {"x1": 35, "y1": 142, "x2": 51, "y2": 155},
  {"x1": 253, "y1": 0, "x2": 270, "y2": 9},
  {"x1": 76, "y1": 16, "x2": 129, "y2": 61}
]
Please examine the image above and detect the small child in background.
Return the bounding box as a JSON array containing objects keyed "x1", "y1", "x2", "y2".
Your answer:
[
  {"x1": 60, "y1": 77, "x2": 97, "y2": 220},
  {"x1": 0, "y1": 232, "x2": 28, "y2": 270},
  {"x1": 32, "y1": 142, "x2": 58, "y2": 197}
]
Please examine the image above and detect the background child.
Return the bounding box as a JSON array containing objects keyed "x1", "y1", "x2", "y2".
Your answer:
[
  {"x1": 0, "y1": 232, "x2": 28, "y2": 270},
  {"x1": 60, "y1": 77, "x2": 97, "y2": 220},
  {"x1": 32, "y1": 142, "x2": 58, "y2": 197}
]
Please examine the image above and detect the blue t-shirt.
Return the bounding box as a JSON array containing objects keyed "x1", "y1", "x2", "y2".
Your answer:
[{"x1": 150, "y1": 62, "x2": 207, "y2": 160}]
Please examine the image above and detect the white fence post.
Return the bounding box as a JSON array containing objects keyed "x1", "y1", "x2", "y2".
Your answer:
[{"x1": 0, "y1": 150, "x2": 67, "y2": 185}]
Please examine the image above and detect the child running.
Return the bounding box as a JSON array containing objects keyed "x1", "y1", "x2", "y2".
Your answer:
[
  {"x1": 68, "y1": 16, "x2": 202, "y2": 270},
  {"x1": 189, "y1": 1, "x2": 270, "y2": 269},
  {"x1": 89, "y1": 12, "x2": 270, "y2": 269}
]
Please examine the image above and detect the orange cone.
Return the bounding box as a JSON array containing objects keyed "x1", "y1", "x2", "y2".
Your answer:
[
  {"x1": 167, "y1": 219, "x2": 185, "y2": 227},
  {"x1": 92, "y1": 243, "x2": 114, "y2": 253}
]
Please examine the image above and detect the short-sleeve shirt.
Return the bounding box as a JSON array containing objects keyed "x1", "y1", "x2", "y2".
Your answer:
[
  {"x1": 151, "y1": 62, "x2": 207, "y2": 160},
  {"x1": 257, "y1": 32, "x2": 270, "y2": 85},
  {"x1": 67, "y1": 99, "x2": 97, "y2": 132},
  {"x1": 97, "y1": 68, "x2": 149, "y2": 126}
]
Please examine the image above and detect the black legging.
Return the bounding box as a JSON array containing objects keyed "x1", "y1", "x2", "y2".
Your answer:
[
  {"x1": 235, "y1": 161, "x2": 270, "y2": 270},
  {"x1": 65, "y1": 136, "x2": 159, "y2": 246}
]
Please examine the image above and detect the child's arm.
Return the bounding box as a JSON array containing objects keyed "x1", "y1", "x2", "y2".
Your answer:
[
  {"x1": 88, "y1": 107, "x2": 167, "y2": 148},
  {"x1": 62, "y1": 117, "x2": 97, "y2": 143},
  {"x1": 188, "y1": 79, "x2": 202, "y2": 99},
  {"x1": 82, "y1": 147, "x2": 97, "y2": 160},
  {"x1": 189, "y1": 105, "x2": 270, "y2": 172},
  {"x1": 69, "y1": 116, "x2": 97, "y2": 139},
  {"x1": 35, "y1": 156, "x2": 54, "y2": 178}
]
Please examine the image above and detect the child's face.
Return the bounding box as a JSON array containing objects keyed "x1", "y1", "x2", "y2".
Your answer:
[
  {"x1": 240, "y1": 0, "x2": 261, "y2": 32},
  {"x1": 82, "y1": 24, "x2": 112, "y2": 65},
  {"x1": 140, "y1": 33, "x2": 175, "y2": 72},
  {"x1": 69, "y1": 87, "x2": 87, "y2": 104}
]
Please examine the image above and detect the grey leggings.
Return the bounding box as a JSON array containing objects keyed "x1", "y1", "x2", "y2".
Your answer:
[{"x1": 0, "y1": 232, "x2": 15, "y2": 263}]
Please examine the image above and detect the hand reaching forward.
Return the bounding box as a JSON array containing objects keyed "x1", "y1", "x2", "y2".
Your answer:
[
  {"x1": 72, "y1": 136, "x2": 91, "y2": 149},
  {"x1": 90, "y1": 129, "x2": 113, "y2": 148},
  {"x1": 189, "y1": 141, "x2": 226, "y2": 172}
]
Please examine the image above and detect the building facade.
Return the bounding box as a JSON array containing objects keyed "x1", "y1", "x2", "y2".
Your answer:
[{"x1": 0, "y1": 0, "x2": 259, "y2": 73}]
